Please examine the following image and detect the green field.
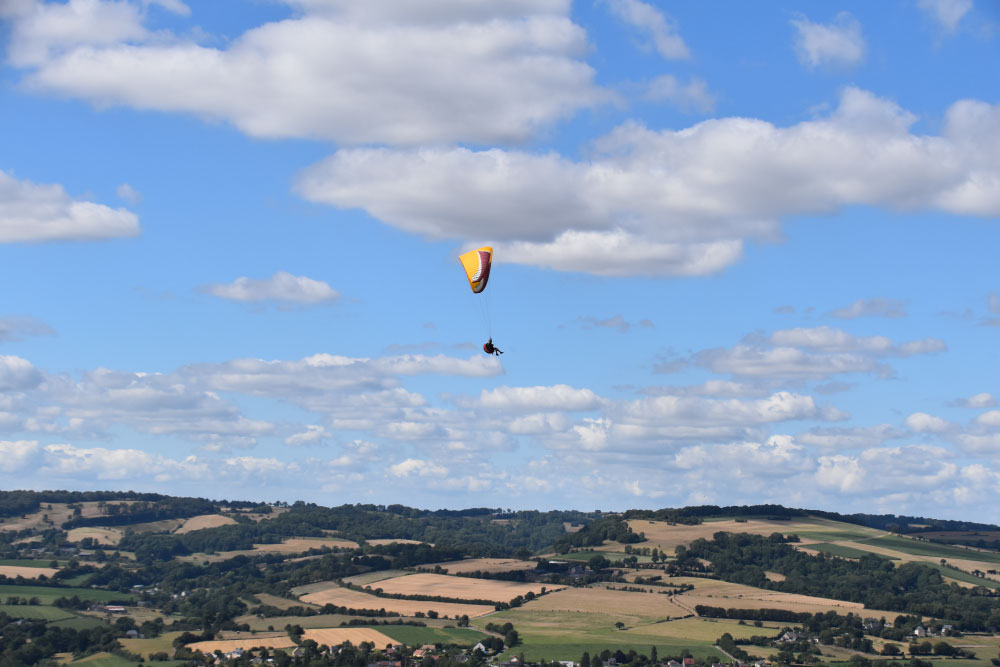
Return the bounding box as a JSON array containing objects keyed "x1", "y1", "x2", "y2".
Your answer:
[
  {"x1": 858, "y1": 535, "x2": 1000, "y2": 563},
  {"x1": 0, "y1": 559, "x2": 60, "y2": 567},
  {"x1": 796, "y1": 530, "x2": 882, "y2": 542},
  {"x1": 0, "y1": 584, "x2": 134, "y2": 604},
  {"x1": 50, "y1": 614, "x2": 108, "y2": 630},
  {"x1": 807, "y1": 543, "x2": 897, "y2": 560},
  {"x1": 378, "y1": 625, "x2": 489, "y2": 646},
  {"x1": 0, "y1": 603, "x2": 76, "y2": 620},
  {"x1": 919, "y1": 562, "x2": 1000, "y2": 589},
  {"x1": 477, "y1": 609, "x2": 729, "y2": 662},
  {"x1": 557, "y1": 551, "x2": 653, "y2": 564},
  {"x1": 63, "y1": 573, "x2": 95, "y2": 586},
  {"x1": 68, "y1": 651, "x2": 187, "y2": 666},
  {"x1": 343, "y1": 570, "x2": 411, "y2": 586},
  {"x1": 120, "y1": 630, "x2": 185, "y2": 658}
]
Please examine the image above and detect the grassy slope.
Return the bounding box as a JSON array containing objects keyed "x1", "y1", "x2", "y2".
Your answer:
[
  {"x1": 477, "y1": 608, "x2": 734, "y2": 662},
  {"x1": 377, "y1": 625, "x2": 489, "y2": 646},
  {"x1": 0, "y1": 584, "x2": 134, "y2": 604},
  {"x1": 858, "y1": 535, "x2": 1000, "y2": 564},
  {"x1": 0, "y1": 604, "x2": 76, "y2": 620},
  {"x1": 806, "y1": 543, "x2": 897, "y2": 560}
]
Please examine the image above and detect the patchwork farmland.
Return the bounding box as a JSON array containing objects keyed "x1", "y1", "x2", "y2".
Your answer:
[{"x1": 5, "y1": 491, "x2": 1000, "y2": 667}]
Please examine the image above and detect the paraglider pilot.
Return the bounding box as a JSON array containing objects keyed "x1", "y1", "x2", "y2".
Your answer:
[{"x1": 483, "y1": 338, "x2": 503, "y2": 356}]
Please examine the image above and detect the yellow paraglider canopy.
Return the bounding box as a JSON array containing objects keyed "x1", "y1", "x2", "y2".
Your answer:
[{"x1": 458, "y1": 246, "x2": 493, "y2": 294}]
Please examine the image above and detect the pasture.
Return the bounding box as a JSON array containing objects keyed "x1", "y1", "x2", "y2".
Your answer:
[
  {"x1": 477, "y1": 608, "x2": 728, "y2": 662},
  {"x1": 343, "y1": 570, "x2": 411, "y2": 586},
  {"x1": 378, "y1": 625, "x2": 488, "y2": 646},
  {"x1": 120, "y1": 631, "x2": 184, "y2": 658},
  {"x1": 0, "y1": 559, "x2": 59, "y2": 567},
  {"x1": 65, "y1": 651, "x2": 186, "y2": 666},
  {"x1": 367, "y1": 538, "x2": 427, "y2": 546},
  {"x1": 49, "y1": 615, "x2": 106, "y2": 630},
  {"x1": 0, "y1": 604, "x2": 77, "y2": 620},
  {"x1": 804, "y1": 539, "x2": 1000, "y2": 584},
  {"x1": 429, "y1": 558, "x2": 537, "y2": 574},
  {"x1": 858, "y1": 535, "x2": 1000, "y2": 564},
  {"x1": 295, "y1": 583, "x2": 495, "y2": 618},
  {"x1": 559, "y1": 550, "x2": 653, "y2": 564},
  {"x1": 371, "y1": 572, "x2": 562, "y2": 602},
  {"x1": 173, "y1": 513, "x2": 236, "y2": 533},
  {"x1": 0, "y1": 584, "x2": 133, "y2": 604},
  {"x1": 804, "y1": 543, "x2": 897, "y2": 560}
]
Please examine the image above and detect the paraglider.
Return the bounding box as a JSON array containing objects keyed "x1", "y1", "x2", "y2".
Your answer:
[
  {"x1": 483, "y1": 338, "x2": 503, "y2": 356},
  {"x1": 458, "y1": 246, "x2": 503, "y2": 355}
]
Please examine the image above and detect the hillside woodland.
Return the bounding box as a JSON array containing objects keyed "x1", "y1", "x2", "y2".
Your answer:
[{"x1": 2, "y1": 491, "x2": 999, "y2": 667}]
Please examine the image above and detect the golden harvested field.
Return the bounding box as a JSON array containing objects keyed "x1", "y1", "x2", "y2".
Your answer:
[
  {"x1": 367, "y1": 538, "x2": 427, "y2": 546},
  {"x1": 187, "y1": 634, "x2": 296, "y2": 654},
  {"x1": 520, "y1": 585, "x2": 689, "y2": 622},
  {"x1": 180, "y1": 537, "x2": 359, "y2": 562},
  {"x1": 0, "y1": 565, "x2": 58, "y2": 578},
  {"x1": 301, "y1": 627, "x2": 397, "y2": 648},
  {"x1": 373, "y1": 572, "x2": 561, "y2": 602},
  {"x1": 665, "y1": 576, "x2": 901, "y2": 618},
  {"x1": 297, "y1": 583, "x2": 495, "y2": 618},
  {"x1": 430, "y1": 558, "x2": 537, "y2": 574},
  {"x1": 174, "y1": 514, "x2": 237, "y2": 533},
  {"x1": 66, "y1": 527, "x2": 122, "y2": 545},
  {"x1": 258, "y1": 537, "x2": 358, "y2": 551},
  {"x1": 621, "y1": 518, "x2": 876, "y2": 553}
]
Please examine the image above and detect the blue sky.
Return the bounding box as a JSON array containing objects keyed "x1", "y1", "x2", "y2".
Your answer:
[{"x1": 1, "y1": 0, "x2": 999, "y2": 520}]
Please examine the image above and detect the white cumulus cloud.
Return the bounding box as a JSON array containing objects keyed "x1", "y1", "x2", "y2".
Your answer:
[
  {"x1": 10, "y1": 0, "x2": 607, "y2": 145},
  {"x1": 791, "y1": 12, "x2": 866, "y2": 68},
  {"x1": 202, "y1": 271, "x2": 340, "y2": 305},
  {"x1": 0, "y1": 169, "x2": 140, "y2": 243},
  {"x1": 297, "y1": 89, "x2": 1000, "y2": 277}
]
